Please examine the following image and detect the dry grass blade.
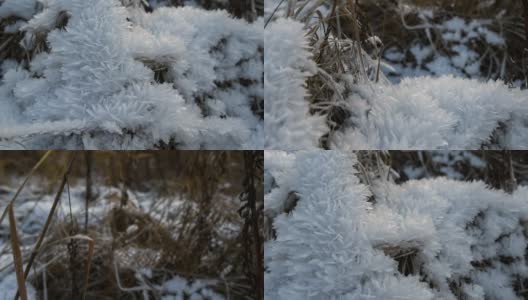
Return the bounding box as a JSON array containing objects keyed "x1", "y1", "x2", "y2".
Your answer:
[
  {"x1": 347, "y1": 0, "x2": 367, "y2": 81},
  {"x1": 0, "y1": 151, "x2": 53, "y2": 226},
  {"x1": 8, "y1": 204, "x2": 28, "y2": 300},
  {"x1": 14, "y1": 153, "x2": 76, "y2": 300}
]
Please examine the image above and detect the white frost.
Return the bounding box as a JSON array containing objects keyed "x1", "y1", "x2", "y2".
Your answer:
[
  {"x1": 265, "y1": 150, "x2": 528, "y2": 300},
  {"x1": 0, "y1": 0, "x2": 263, "y2": 149},
  {"x1": 330, "y1": 76, "x2": 528, "y2": 150},
  {"x1": 264, "y1": 19, "x2": 327, "y2": 149}
]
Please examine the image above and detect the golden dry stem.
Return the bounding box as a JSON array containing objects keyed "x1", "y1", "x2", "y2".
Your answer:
[{"x1": 9, "y1": 204, "x2": 28, "y2": 300}]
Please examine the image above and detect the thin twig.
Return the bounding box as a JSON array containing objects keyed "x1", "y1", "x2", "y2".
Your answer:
[{"x1": 264, "y1": 0, "x2": 286, "y2": 28}]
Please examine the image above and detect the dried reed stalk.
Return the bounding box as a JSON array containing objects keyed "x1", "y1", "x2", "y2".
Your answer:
[
  {"x1": 9, "y1": 204, "x2": 28, "y2": 300},
  {"x1": 14, "y1": 154, "x2": 76, "y2": 300}
]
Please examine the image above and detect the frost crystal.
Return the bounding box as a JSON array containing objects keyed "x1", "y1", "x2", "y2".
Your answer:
[
  {"x1": 0, "y1": 0, "x2": 263, "y2": 149},
  {"x1": 264, "y1": 19, "x2": 327, "y2": 150},
  {"x1": 265, "y1": 150, "x2": 528, "y2": 300},
  {"x1": 330, "y1": 76, "x2": 528, "y2": 150}
]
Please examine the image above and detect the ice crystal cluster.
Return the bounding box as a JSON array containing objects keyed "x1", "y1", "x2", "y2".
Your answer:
[
  {"x1": 265, "y1": 150, "x2": 528, "y2": 300},
  {"x1": 331, "y1": 76, "x2": 528, "y2": 150},
  {"x1": 264, "y1": 19, "x2": 327, "y2": 149},
  {"x1": 0, "y1": 0, "x2": 263, "y2": 149}
]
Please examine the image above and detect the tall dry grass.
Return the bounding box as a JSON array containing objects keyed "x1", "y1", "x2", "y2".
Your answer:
[{"x1": 0, "y1": 151, "x2": 261, "y2": 299}]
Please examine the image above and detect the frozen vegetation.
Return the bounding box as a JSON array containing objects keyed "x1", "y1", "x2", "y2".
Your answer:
[
  {"x1": 264, "y1": 0, "x2": 528, "y2": 149},
  {"x1": 264, "y1": 150, "x2": 528, "y2": 299},
  {"x1": 0, "y1": 0, "x2": 263, "y2": 149}
]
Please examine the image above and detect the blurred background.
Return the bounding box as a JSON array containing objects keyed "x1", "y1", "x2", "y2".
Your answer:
[
  {"x1": 0, "y1": 151, "x2": 263, "y2": 300},
  {"x1": 358, "y1": 0, "x2": 527, "y2": 84},
  {"x1": 145, "y1": 0, "x2": 263, "y2": 21},
  {"x1": 358, "y1": 150, "x2": 528, "y2": 191}
]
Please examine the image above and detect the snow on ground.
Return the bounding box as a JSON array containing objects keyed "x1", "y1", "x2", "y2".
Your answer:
[
  {"x1": 0, "y1": 273, "x2": 37, "y2": 300},
  {"x1": 383, "y1": 12, "x2": 507, "y2": 83},
  {"x1": 0, "y1": 0, "x2": 263, "y2": 150},
  {"x1": 161, "y1": 276, "x2": 224, "y2": 300},
  {"x1": 265, "y1": 150, "x2": 528, "y2": 300},
  {"x1": 0, "y1": 180, "x2": 232, "y2": 299}
]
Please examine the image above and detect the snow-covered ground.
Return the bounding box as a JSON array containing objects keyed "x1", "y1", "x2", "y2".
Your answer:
[
  {"x1": 0, "y1": 180, "x2": 237, "y2": 299},
  {"x1": 265, "y1": 150, "x2": 528, "y2": 299}
]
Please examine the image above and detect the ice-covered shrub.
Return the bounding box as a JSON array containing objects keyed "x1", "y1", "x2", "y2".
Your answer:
[
  {"x1": 0, "y1": 0, "x2": 263, "y2": 149},
  {"x1": 265, "y1": 150, "x2": 528, "y2": 300}
]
